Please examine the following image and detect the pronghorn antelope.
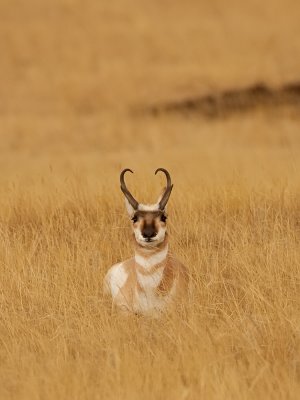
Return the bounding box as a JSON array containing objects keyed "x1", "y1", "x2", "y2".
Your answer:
[{"x1": 104, "y1": 168, "x2": 189, "y2": 316}]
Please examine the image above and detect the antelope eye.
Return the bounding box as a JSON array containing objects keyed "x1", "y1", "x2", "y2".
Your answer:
[
  {"x1": 132, "y1": 215, "x2": 138, "y2": 223},
  {"x1": 160, "y1": 214, "x2": 167, "y2": 223}
]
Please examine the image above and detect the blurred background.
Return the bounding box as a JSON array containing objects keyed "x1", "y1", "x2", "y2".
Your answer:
[{"x1": 1, "y1": 0, "x2": 300, "y2": 166}]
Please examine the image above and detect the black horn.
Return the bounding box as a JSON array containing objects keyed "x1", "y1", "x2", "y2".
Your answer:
[
  {"x1": 120, "y1": 169, "x2": 139, "y2": 210},
  {"x1": 155, "y1": 168, "x2": 173, "y2": 210}
]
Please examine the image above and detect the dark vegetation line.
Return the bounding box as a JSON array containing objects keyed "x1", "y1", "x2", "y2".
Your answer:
[{"x1": 145, "y1": 81, "x2": 300, "y2": 118}]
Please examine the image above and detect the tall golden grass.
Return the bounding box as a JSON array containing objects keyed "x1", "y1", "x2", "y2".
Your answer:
[
  {"x1": 0, "y1": 1, "x2": 300, "y2": 399},
  {"x1": 0, "y1": 112, "x2": 299, "y2": 399}
]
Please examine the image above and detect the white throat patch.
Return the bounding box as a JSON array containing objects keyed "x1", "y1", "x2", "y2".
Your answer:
[
  {"x1": 135, "y1": 245, "x2": 168, "y2": 270},
  {"x1": 137, "y1": 267, "x2": 164, "y2": 288}
]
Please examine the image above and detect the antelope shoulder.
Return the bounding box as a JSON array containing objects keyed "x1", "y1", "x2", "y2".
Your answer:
[{"x1": 103, "y1": 262, "x2": 128, "y2": 298}]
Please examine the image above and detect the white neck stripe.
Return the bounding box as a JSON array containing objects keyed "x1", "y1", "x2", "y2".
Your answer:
[
  {"x1": 137, "y1": 267, "x2": 164, "y2": 288},
  {"x1": 135, "y1": 246, "x2": 168, "y2": 270}
]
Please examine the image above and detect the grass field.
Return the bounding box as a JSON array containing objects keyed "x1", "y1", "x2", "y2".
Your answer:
[{"x1": 0, "y1": 1, "x2": 300, "y2": 399}]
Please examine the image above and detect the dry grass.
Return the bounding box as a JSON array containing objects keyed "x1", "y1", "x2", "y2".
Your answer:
[
  {"x1": 0, "y1": 114, "x2": 299, "y2": 400},
  {"x1": 0, "y1": 1, "x2": 300, "y2": 399}
]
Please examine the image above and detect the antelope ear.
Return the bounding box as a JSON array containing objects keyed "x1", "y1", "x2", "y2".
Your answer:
[{"x1": 124, "y1": 197, "x2": 135, "y2": 217}]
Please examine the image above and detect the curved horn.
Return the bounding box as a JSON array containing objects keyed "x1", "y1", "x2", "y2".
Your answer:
[
  {"x1": 155, "y1": 168, "x2": 173, "y2": 210},
  {"x1": 120, "y1": 169, "x2": 139, "y2": 210}
]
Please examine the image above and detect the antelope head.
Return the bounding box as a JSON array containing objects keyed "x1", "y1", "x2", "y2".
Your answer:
[{"x1": 120, "y1": 168, "x2": 173, "y2": 247}]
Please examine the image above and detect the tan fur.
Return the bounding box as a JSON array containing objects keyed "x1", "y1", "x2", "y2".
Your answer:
[
  {"x1": 105, "y1": 236, "x2": 189, "y2": 316},
  {"x1": 104, "y1": 173, "x2": 189, "y2": 316}
]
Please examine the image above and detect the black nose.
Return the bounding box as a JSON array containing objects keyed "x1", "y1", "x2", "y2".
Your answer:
[{"x1": 142, "y1": 227, "x2": 156, "y2": 239}]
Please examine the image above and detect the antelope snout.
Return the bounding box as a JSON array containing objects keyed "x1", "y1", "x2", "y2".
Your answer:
[{"x1": 142, "y1": 226, "x2": 156, "y2": 240}]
